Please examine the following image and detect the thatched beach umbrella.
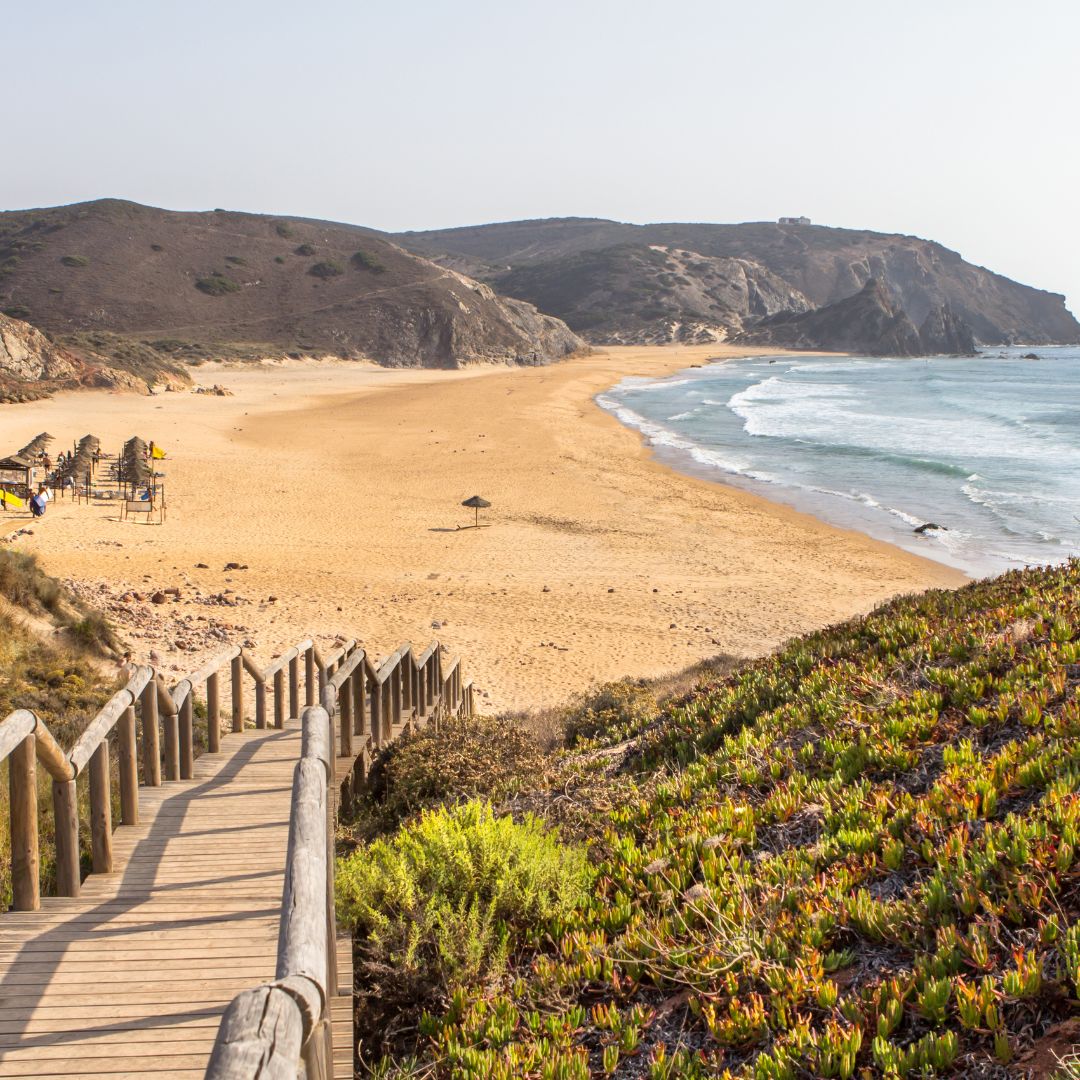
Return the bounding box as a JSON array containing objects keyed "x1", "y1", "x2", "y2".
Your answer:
[{"x1": 462, "y1": 495, "x2": 491, "y2": 527}]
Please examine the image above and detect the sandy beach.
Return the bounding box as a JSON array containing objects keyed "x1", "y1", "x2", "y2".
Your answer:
[{"x1": 0, "y1": 346, "x2": 965, "y2": 713}]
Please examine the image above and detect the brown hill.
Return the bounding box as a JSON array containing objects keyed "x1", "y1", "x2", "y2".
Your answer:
[
  {"x1": 0, "y1": 201, "x2": 583, "y2": 376},
  {"x1": 395, "y1": 218, "x2": 1079, "y2": 348}
]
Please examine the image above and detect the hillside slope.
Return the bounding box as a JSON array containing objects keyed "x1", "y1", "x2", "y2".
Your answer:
[
  {"x1": 341, "y1": 560, "x2": 1080, "y2": 1076},
  {"x1": 397, "y1": 218, "x2": 1079, "y2": 348},
  {"x1": 0, "y1": 200, "x2": 583, "y2": 372}
]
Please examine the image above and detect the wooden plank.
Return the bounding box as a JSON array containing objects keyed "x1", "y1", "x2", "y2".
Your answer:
[
  {"x1": 0, "y1": 680, "x2": 374, "y2": 1079},
  {"x1": 0, "y1": 1054, "x2": 215, "y2": 1076}
]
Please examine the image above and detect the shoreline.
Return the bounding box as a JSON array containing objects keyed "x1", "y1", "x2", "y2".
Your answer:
[
  {"x1": 0, "y1": 345, "x2": 965, "y2": 712},
  {"x1": 594, "y1": 356, "x2": 982, "y2": 577}
]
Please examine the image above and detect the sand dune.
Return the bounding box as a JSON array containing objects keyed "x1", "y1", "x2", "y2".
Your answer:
[{"x1": 0, "y1": 346, "x2": 964, "y2": 713}]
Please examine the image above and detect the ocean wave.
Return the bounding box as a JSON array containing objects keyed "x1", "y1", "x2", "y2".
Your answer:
[
  {"x1": 600, "y1": 350, "x2": 1080, "y2": 576},
  {"x1": 595, "y1": 397, "x2": 759, "y2": 479}
]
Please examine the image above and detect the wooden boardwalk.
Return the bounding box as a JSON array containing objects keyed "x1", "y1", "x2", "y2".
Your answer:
[{"x1": 0, "y1": 722, "x2": 353, "y2": 1079}]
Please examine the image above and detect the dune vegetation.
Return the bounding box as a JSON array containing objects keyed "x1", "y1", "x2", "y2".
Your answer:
[
  {"x1": 338, "y1": 560, "x2": 1080, "y2": 1077},
  {"x1": 0, "y1": 551, "x2": 120, "y2": 906}
]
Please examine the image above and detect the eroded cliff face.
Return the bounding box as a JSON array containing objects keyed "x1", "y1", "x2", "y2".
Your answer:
[
  {"x1": 0, "y1": 313, "x2": 149, "y2": 401},
  {"x1": 490, "y1": 245, "x2": 811, "y2": 345},
  {"x1": 0, "y1": 314, "x2": 79, "y2": 381},
  {"x1": 735, "y1": 279, "x2": 978, "y2": 357}
]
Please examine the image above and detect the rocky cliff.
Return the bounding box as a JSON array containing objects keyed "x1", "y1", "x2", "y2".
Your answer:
[
  {"x1": 0, "y1": 200, "x2": 584, "y2": 378},
  {"x1": 493, "y1": 244, "x2": 810, "y2": 344},
  {"x1": 0, "y1": 312, "x2": 149, "y2": 401},
  {"x1": 734, "y1": 279, "x2": 977, "y2": 356},
  {"x1": 0, "y1": 313, "x2": 79, "y2": 382},
  {"x1": 396, "y1": 218, "x2": 1079, "y2": 349}
]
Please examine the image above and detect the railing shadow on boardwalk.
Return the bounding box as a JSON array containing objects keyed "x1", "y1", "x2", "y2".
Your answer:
[{"x1": 0, "y1": 727, "x2": 293, "y2": 1053}]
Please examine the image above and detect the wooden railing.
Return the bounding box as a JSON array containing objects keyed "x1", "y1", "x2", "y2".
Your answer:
[
  {"x1": 0, "y1": 629, "x2": 472, "y2": 1077},
  {"x1": 206, "y1": 639, "x2": 472, "y2": 1078}
]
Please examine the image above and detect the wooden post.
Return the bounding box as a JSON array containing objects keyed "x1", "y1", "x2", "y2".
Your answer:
[
  {"x1": 231, "y1": 655, "x2": 244, "y2": 734},
  {"x1": 119, "y1": 704, "x2": 138, "y2": 826},
  {"x1": 88, "y1": 741, "x2": 113, "y2": 873},
  {"x1": 391, "y1": 666, "x2": 402, "y2": 730},
  {"x1": 164, "y1": 707, "x2": 180, "y2": 782},
  {"x1": 305, "y1": 647, "x2": 316, "y2": 708},
  {"x1": 180, "y1": 695, "x2": 194, "y2": 780},
  {"x1": 10, "y1": 735, "x2": 39, "y2": 911},
  {"x1": 140, "y1": 680, "x2": 161, "y2": 786},
  {"x1": 353, "y1": 668, "x2": 366, "y2": 736},
  {"x1": 255, "y1": 678, "x2": 267, "y2": 730},
  {"x1": 371, "y1": 678, "x2": 383, "y2": 749},
  {"x1": 339, "y1": 678, "x2": 353, "y2": 758},
  {"x1": 402, "y1": 654, "x2": 413, "y2": 716},
  {"x1": 207, "y1": 671, "x2": 221, "y2": 753},
  {"x1": 383, "y1": 678, "x2": 393, "y2": 743},
  {"x1": 274, "y1": 668, "x2": 286, "y2": 729},
  {"x1": 53, "y1": 778, "x2": 80, "y2": 897},
  {"x1": 289, "y1": 653, "x2": 300, "y2": 720}
]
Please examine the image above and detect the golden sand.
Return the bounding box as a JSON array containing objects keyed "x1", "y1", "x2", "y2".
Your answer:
[{"x1": 0, "y1": 346, "x2": 965, "y2": 712}]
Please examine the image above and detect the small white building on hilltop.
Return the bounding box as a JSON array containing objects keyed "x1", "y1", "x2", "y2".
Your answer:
[{"x1": 779, "y1": 216, "x2": 811, "y2": 226}]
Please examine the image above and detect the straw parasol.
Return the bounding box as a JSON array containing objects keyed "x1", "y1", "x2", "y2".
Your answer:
[{"x1": 461, "y1": 495, "x2": 491, "y2": 527}]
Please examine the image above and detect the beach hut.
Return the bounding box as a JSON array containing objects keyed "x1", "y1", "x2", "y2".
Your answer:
[
  {"x1": 461, "y1": 495, "x2": 491, "y2": 528},
  {"x1": 0, "y1": 454, "x2": 37, "y2": 499}
]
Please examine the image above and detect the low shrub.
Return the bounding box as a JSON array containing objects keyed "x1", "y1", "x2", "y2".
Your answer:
[
  {"x1": 0, "y1": 550, "x2": 62, "y2": 613},
  {"x1": 224, "y1": 255, "x2": 247, "y2": 266},
  {"x1": 349, "y1": 714, "x2": 551, "y2": 839},
  {"x1": 337, "y1": 800, "x2": 592, "y2": 1007},
  {"x1": 60, "y1": 255, "x2": 88, "y2": 267},
  {"x1": 351, "y1": 249, "x2": 386, "y2": 274},
  {"x1": 273, "y1": 255, "x2": 285, "y2": 264},
  {"x1": 275, "y1": 222, "x2": 294, "y2": 238},
  {"x1": 66, "y1": 613, "x2": 118, "y2": 655},
  {"x1": 2, "y1": 306, "x2": 30, "y2": 320},
  {"x1": 562, "y1": 677, "x2": 658, "y2": 745},
  {"x1": 150, "y1": 243, "x2": 164, "y2": 252},
  {"x1": 309, "y1": 260, "x2": 344, "y2": 279},
  {"x1": 294, "y1": 243, "x2": 316, "y2": 256},
  {"x1": 195, "y1": 273, "x2": 241, "y2": 296}
]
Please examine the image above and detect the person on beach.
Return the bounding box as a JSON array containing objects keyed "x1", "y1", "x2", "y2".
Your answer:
[{"x1": 29, "y1": 492, "x2": 45, "y2": 518}]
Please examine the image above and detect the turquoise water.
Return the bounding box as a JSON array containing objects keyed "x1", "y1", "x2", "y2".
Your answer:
[{"x1": 597, "y1": 347, "x2": 1080, "y2": 576}]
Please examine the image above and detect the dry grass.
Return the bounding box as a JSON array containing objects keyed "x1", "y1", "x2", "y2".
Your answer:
[{"x1": 0, "y1": 561, "x2": 121, "y2": 907}]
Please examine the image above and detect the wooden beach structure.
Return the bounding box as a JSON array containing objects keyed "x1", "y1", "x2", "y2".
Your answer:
[
  {"x1": 0, "y1": 434, "x2": 53, "y2": 502},
  {"x1": 0, "y1": 635, "x2": 473, "y2": 1077}
]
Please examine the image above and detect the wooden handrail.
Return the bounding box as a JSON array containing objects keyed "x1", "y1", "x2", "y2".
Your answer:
[
  {"x1": 1, "y1": 623, "x2": 473, "y2": 1069},
  {"x1": 68, "y1": 666, "x2": 153, "y2": 775},
  {"x1": 327, "y1": 646, "x2": 366, "y2": 691},
  {"x1": 206, "y1": 637, "x2": 471, "y2": 1077},
  {"x1": 207, "y1": 701, "x2": 334, "y2": 1077}
]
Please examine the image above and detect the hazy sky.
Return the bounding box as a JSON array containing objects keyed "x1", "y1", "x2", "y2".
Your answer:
[{"x1": 4, "y1": 0, "x2": 1078, "y2": 312}]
